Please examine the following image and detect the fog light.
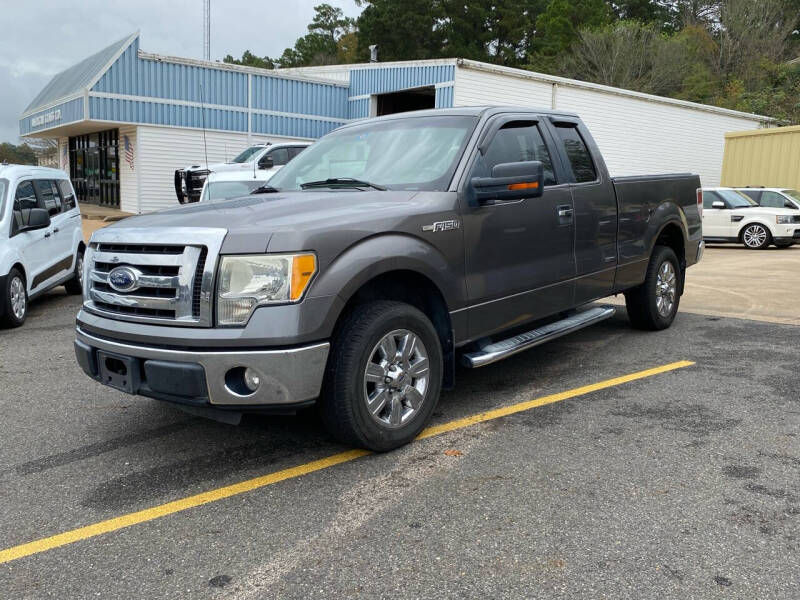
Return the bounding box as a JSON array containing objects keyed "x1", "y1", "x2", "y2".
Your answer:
[{"x1": 243, "y1": 367, "x2": 261, "y2": 392}]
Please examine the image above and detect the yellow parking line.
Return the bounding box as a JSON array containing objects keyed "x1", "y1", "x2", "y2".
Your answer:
[{"x1": 0, "y1": 359, "x2": 693, "y2": 565}]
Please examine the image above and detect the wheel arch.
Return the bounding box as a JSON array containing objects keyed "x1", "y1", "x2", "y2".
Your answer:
[
  {"x1": 652, "y1": 220, "x2": 687, "y2": 294},
  {"x1": 737, "y1": 219, "x2": 773, "y2": 243}
]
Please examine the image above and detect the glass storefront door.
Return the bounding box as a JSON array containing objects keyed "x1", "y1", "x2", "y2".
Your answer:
[{"x1": 69, "y1": 129, "x2": 120, "y2": 207}]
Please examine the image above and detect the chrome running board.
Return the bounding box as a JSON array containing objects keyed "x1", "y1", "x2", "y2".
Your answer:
[{"x1": 462, "y1": 305, "x2": 617, "y2": 368}]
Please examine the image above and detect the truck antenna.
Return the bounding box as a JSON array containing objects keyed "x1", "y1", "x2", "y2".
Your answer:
[{"x1": 199, "y1": 83, "x2": 210, "y2": 172}]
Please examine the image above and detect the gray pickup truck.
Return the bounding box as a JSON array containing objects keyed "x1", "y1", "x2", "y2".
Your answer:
[{"x1": 75, "y1": 107, "x2": 703, "y2": 451}]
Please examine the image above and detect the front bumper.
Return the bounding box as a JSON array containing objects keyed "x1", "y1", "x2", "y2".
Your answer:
[
  {"x1": 773, "y1": 228, "x2": 800, "y2": 243},
  {"x1": 75, "y1": 326, "x2": 329, "y2": 407}
]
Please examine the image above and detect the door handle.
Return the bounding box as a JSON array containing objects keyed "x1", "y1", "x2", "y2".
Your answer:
[
  {"x1": 53, "y1": 227, "x2": 60, "y2": 233},
  {"x1": 44, "y1": 231, "x2": 51, "y2": 238},
  {"x1": 557, "y1": 205, "x2": 573, "y2": 218}
]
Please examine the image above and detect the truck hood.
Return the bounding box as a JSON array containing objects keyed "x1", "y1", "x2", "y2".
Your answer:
[{"x1": 102, "y1": 189, "x2": 438, "y2": 254}]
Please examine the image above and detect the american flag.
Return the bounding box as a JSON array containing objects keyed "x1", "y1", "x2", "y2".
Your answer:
[{"x1": 123, "y1": 135, "x2": 134, "y2": 170}]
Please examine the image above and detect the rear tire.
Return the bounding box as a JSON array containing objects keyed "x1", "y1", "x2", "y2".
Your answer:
[
  {"x1": 624, "y1": 245, "x2": 681, "y2": 331},
  {"x1": 740, "y1": 223, "x2": 771, "y2": 250},
  {"x1": 64, "y1": 248, "x2": 85, "y2": 295},
  {"x1": 1, "y1": 268, "x2": 28, "y2": 328},
  {"x1": 319, "y1": 300, "x2": 442, "y2": 452}
]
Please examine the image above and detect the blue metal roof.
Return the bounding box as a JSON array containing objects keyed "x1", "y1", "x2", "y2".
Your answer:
[{"x1": 22, "y1": 33, "x2": 135, "y2": 115}]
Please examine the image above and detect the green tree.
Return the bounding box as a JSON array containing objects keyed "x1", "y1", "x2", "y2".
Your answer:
[
  {"x1": 0, "y1": 143, "x2": 37, "y2": 165},
  {"x1": 355, "y1": 0, "x2": 445, "y2": 61},
  {"x1": 222, "y1": 50, "x2": 275, "y2": 69}
]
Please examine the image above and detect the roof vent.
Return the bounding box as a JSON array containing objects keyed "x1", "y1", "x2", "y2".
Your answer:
[{"x1": 369, "y1": 45, "x2": 378, "y2": 63}]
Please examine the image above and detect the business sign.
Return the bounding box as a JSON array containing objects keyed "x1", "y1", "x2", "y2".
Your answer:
[{"x1": 31, "y1": 109, "x2": 62, "y2": 128}]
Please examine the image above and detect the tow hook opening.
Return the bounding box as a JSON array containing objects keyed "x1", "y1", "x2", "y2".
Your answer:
[{"x1": 104, "y1": 357, "x2": 128, "y2": 376}]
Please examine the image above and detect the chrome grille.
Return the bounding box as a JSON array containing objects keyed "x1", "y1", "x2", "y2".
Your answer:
[{"x1": 83, "y1": 227, "x2": 227, "y2": 327}]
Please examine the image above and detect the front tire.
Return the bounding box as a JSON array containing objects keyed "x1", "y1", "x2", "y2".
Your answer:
[
  {"x1": 741, "y1": 224, "x2": 771, "y2": 250},
  {"x1": 1, "y1": 268, "x2": 28, "y2": 328},
  {"x1": 320, "y1": 300, "x2": 443, "y2": 452},
  {"x1": 64, "y1": 248, "x2": 85, "y2": 295},
  {"x1": 624, "y1": 245, "x2": 681, "y2": 331}
]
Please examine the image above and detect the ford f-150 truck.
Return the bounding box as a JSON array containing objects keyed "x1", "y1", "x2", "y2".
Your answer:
[{"x1": 75, "y1": 107, "x2": 703, "y2": 451}]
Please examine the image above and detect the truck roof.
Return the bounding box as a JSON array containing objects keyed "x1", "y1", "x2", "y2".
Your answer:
[{"x1": 336, "y1": 106, "x2": 580, "y2": 129}]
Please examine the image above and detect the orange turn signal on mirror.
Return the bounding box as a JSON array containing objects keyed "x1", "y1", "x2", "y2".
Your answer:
[{"x1": 508, "y1": 181, "x2": 539, "y2": 191}]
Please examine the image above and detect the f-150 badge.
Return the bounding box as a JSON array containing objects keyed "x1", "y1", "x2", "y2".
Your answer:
[{"x1": 422, "y1": 220, "x2": 461, "y2": 233}]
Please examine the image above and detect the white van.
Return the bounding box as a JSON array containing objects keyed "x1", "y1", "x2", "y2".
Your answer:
[{"x1": 0, "y1": 164, "x2": 84, "y2": 327}]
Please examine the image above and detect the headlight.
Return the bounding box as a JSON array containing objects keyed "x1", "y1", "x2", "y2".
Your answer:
[
  {"x1": 776, "y1": 215, "x2": 793, "y2": 224},
  {"x1": 216, "y1": 253, "x2": 317, "y2": 325}
]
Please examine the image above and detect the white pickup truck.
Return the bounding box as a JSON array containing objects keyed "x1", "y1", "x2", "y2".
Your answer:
[
  {"x1": 174, "y1": 142, "x2": 310, "y2": 204},
  {"x1": 0, "y1": 164, "x2": 84, "y2": 327}
]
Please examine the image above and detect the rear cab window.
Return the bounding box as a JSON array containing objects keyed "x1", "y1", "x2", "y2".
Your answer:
[
  {"x1": 56, "y1": 179, "x2": 77, "y2": 211},
  {"x1": 34, "y1": 179, "x2": 61, "y2": 216},
  {"x1": 552, "y1": 124, "x2": 597, "y2": 183}
]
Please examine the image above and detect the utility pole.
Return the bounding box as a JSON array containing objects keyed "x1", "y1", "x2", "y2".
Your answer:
[{"x1": 203, "y1": 0, "x2": 211, "y2": 61}]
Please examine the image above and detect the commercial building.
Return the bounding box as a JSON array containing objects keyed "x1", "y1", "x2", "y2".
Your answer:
[
  {"x1": 20, "y1": 32, "x2": 772, "y2": 214},
  {"x1": 721, "y1": 125, "x2": 800, "y2": 190}
]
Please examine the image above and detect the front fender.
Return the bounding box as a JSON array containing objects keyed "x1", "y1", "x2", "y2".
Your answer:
[{"x1": 310, "y1": 233, "x2": 466, "y2": 310}]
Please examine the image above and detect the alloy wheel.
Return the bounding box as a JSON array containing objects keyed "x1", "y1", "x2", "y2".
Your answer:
[
  {"x1": 363, "y1": 329, "x2": 430, "y2": 429},
  {"x1": 743, "y1": 225, "x2": 767, "y2": 248},
  {"x1": 655, "y1": 261, "x2": 676, "y2": 318},
  {"x1": 9, "y1": 276, "x2": 26, "y2": 321}
]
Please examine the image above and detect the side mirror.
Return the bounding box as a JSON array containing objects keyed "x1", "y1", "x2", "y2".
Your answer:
[
  {"x1": 711, "y1": 200, "x2": 725, "y2": 209},
  {"x1": 24, "y1": 208, "x2": 51, "y2": 231},
  {"x1": 471, "y1": 161, "x2": 544, "y2": 205},
  {"x1": 258, "y1": 156, "x2": 274, "y2": 170}
]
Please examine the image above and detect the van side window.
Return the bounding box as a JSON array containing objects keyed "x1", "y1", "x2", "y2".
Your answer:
[
  {"x1": 57, "y1": 179, "x2": 77, "y2": 211},
  {"x1": 12, "y1": 180, "x2": 41, "y2": 232},
  {"x1": 474, "y1": 121, "x2": 557, "y2": 186},
  {"x1": 34, "y1": 179, "x2": 61, "y2": 215},
  {"x1": 553, "y1": 124, "x2": 597, "y2": 183}
]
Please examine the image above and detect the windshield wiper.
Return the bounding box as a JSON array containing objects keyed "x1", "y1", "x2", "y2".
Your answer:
[
  {"x1": 249, "y1": 184, "x2": 280, "y2": 194},
  {"x1": 300, "y1": 178, "x2": 387, "y2": 191}
]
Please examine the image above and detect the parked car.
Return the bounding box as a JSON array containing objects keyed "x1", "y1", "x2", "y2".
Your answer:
[
  {"x1": 174, "y1": 142, "x2": 310, "y2": 204},
  {"x1": 200, "y1": 170, "x2": 277, "y2": 203},
  {"x1": 0, "y1": 165, "x2": 84, "y2": 327},
  {"x1": 736, "y1": 187, "x2": 800, "y2": 212},
  {"x1": 700, "y1": 187, "x2": 800, "y2": 249},
  {"x1": 75, "y1": 106, "x2": 703, "y2": 451}
]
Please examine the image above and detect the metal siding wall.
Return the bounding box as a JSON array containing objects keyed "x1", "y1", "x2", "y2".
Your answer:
[
  {"x1": 349, "y1": 64, "x2": 456, "y2": 96},
  {"x1": 90, "y1": 96, "x2": 248, "y2": 131},
  {"x1": 435, "y1": 85, "x2": 454, "y2": 108},
  {"x1": 251, "y1": 114, "x2": 341, "y2": 139},
  {"x1": 93, "y1": 39, "x2": 248, "y2": 107},
  {"x1": 721, "y1": 127, "x2": 800, "y2": 190},
  {"x1": 251, "y1": 75, "x2": 348, "y2": 119},
  {"x1": 453, "y1": 66, "x2": 553, "y2": 107},
  {"x1": 348, "y1": 97, "x2": 370, "y2": 119},
  {"x1": 20, "y1": 97, "x2": 84, "y2": 135},
  {"x1": 556, "y1": 86, "x2": 761, "y2": 186}
]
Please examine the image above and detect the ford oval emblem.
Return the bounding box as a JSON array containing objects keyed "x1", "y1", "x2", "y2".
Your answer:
[{"x1": 108, "y1": 266, "x2": 139, "y2": 293}]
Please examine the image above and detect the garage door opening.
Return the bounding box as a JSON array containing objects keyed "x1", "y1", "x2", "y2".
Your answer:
[{"x1": 375, "y1": 86, "x2": 435, "y2": 116}]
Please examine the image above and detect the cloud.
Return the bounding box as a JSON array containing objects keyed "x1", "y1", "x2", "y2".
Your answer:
[{"x1": 0, "y1": 0, "x2": 362, "y2": 143}]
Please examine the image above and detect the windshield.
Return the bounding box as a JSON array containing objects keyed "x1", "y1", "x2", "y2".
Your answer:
[
  {"x1": 231, "y1": 146, "x2": 266, "y2": 164},
  {"x1": 201, "y1": 180, "x2": 268, "y2": 202},
  {"x1": 782, "y1": 190, "x2": 800, "y2": 204},
  {"x1": 269, "y1": 115, "x2": 478, "y2": 191},
  {"x1": 717, "y1": 190, "x2": 758, "y2": 208}
]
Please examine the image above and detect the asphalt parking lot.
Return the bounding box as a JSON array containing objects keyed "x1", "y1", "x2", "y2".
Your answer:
[{"x1": 1, "y1": 249, "x2": 799, "y2": 599}]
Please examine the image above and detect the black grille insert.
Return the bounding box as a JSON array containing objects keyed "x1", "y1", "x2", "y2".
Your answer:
[
  {"x1": 97, "y1": 244, "x2": 185, "y2": 255},
  {"x1": 94, "y1": 301, "x2": 175, "y2": 319},
  {"x1": 192, "y1": 247, "x2": 208, "y2": 318}
]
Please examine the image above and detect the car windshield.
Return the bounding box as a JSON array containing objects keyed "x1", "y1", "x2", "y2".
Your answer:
[
  {"x1": 230, "y1": 146, "x2": 265, "y2": 164},
  {"x1": 717, "y1": 190, "x2": 757, "y2": 208},
  {"x1": 201, "y1": 180, "x2": 268, "y2": 201},
  {"x1": 782, "y1": 190, "x2": 800, "y2": 204},
  {"x1": 268, "y1": 115, "x2": 478, "y2": 192}
]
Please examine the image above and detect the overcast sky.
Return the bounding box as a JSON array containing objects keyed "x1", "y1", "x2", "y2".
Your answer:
[{"x1": 0, "y1": 0, "x2": 362, "y2": 144}]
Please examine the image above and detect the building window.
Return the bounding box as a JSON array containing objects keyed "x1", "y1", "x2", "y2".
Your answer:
[{"x1": 69, "y1": 129, "x2": 120, "y2": 208}]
